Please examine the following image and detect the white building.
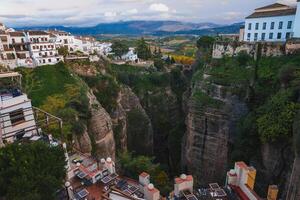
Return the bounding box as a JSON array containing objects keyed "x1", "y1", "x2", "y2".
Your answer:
[
  {"x1": 25, "y1": 31, "x2": 62, "y2": 66},
  {"x1": 174, "y1": 174, "x2": 193, "y2": 197},
  {"x1": 48, "y1": 30, "x2": 75, "y2": 52},
  {"x1": 9, "y1": 32, "x2": 33, "y2": 68},
  {"x1": 121, "y1": 48, "x2": 138, "y2": 62},
  {"x1": 0, "y1": 72, "x2": 37, "y2": 145},
  {"x1": 244, "y1": 1, "x2": 300, "y2": 42}
]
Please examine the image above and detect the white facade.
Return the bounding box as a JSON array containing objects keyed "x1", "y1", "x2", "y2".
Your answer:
[
  {"x1": 244, "y1": 15, "x2": 295, "y2": 42},
  {"x1": 244, "y1": 2, "x2": 300, "y2": 42},
  {"x1": 121, "y1": 48, "x2": 138, "y2": 62},
  {"x1": 0, "y1": 73, "x2": 37, "y2": 144},
  {"x1": 26, "y1": 31, "x2": 62, "y2": 66},
  {"x1": 294, "y1": 1, "x2": 300, "y2": 37},
  {"x1": 49, "y1": 30, "x2": 76, "y2": 52}
]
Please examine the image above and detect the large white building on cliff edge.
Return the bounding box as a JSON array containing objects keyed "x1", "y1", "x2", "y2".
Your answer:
[{"x1": 243, "y1": 0, "x2": 300, "y2": 42}]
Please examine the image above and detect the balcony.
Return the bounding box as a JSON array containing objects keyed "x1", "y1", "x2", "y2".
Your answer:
[{"x1": 0, "y1": 88, "x2": 26, "y2": 109}]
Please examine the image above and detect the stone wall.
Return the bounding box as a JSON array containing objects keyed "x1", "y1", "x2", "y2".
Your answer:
[{"x1": 212, "y1": 41, "x2": 287, "y2": 59}]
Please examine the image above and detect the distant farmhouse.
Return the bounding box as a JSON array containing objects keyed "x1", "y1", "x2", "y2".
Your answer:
[{"x1": 241, "y1": 1, "x2": 300, "y2": 42}]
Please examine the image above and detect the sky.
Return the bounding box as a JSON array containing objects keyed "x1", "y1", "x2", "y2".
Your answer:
[{"x1": 0, "y1": 0, "x2": 297, "y2": 27}]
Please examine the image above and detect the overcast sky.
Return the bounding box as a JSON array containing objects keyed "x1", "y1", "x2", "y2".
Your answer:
[{"x1": 0, "y1": 0, "x2": 297, "y2": 27}]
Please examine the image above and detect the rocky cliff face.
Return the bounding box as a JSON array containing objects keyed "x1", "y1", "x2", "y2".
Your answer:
[
  {"x1": 112, "y1": 85, "x2": 153, "y2": 155},
  {"x1": 74, "y1": 91, "x2": 116, "y2": 160},
  {"x1": 88, "y1": 91, "x2": 116, "y2": 160},
  {"x1": 182, "y1": 74, "x2": 248, "y2": 185}
]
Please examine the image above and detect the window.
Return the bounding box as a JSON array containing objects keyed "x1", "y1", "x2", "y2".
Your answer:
[
  {"x1": 48, "y1": 59, "x2": 51, "y2": 62},
  {"x1": 279, "y1": 21, "x2": 283, "y2": 29},
  {"x1": 261, "y1": 33, "x2": 266, "y2": 41},
  {"x1": 33, "y1": 46, "x2": 36, "y2": 50},
  {"x1": 287, "y1": 21, "x2": 292, "y2": 29},
  {"x1": 21, "y1": 38, "x2": 24, "y2": 43},
  {"x1": 255, "y1": 23, "x2": 259, "y2": 30},
  {"x1": 286, "y1": 32, "x2": 291, "y2": 39},
  {"x1": 248, "y1": 23, "x2": 252, "y2": 30},
  {"x1": 12, "y1": 38, "x2": 15, "y2": 43},
  {"x1": 271, "y1": 22, "x2": 275, "y2": 30},
  {"x1": 43, "y1": 59, "x2": 45, "y2": 63},
  {"x1": 277, "y1": 32, "x2": 282, "y2": 39},
  {"x1": 247, "y1": 33, "x2": 251, "y2": 41},
  {"x1": 263, "y1": 22, "x2": 267, "y2": 30},
  {"x1": 269, "y1": 32, "x2": 274, "y2": 39},
  {"x1": 254, "y1": 33, "x2": 258, "y2": 41},
  {"x1": 10, "y1": 109, "x2": 25, "y2": 126},
  {"x1": 57, "y1": 58, "x2": 60, "y2": 62},
  {"x1": 50, "y1": 52, "x2": 53, "y2": 56}
]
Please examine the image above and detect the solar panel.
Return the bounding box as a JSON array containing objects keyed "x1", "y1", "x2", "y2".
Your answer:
[
  {"x1": 77, "y1": 171, "x2": 87, "y2": 179},
  {"x1": 209, "y1": 183, "x2": 220, "y2": 190},
  {"x1": 110, "y1": 173, "x2": 118, "y2": 179},
  {"x1": 128, "y1": 185, "x2": 138, "y2": 194},
  {"x1": 215, "y1": 189, "x2": 227, "y2": 197},
  {"x1": 187, "y1": 195, "x2": 198, "y2": 200},
  {"x1": 77, "y1": 189, "x2": 89, "y2": 198},
  {"x1": 101, "y1": 176, "x2": 112, "y2": 184}
]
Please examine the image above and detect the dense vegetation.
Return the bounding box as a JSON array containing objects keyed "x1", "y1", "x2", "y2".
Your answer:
[
  {"x1": 0, "y1": 142, "x2": 66, "y2": 200},
  {"x1": 17, "y1": 63, "x2": 90, "y2": 140},
  {"x1": 118, "y1": 152, "x2": 171, "y2": 195},
  {"x1": 192, "y1": 45, "x2": 300, "y2": 163}
]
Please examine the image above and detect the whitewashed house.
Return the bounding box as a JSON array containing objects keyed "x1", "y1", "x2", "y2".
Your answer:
[
  {"x1": 243, "y1": 1, "x2": 300, "y2": 42},
  {"x1": 121, "y1": 48, "x2": 138, "y2": 62},
  {"x1": 49, "y1": 30, "x2": 75, "y2": 52},
  {"x1": 0, "y1": 72, "x2": 37, "y2": 145},
  {"x1": 9, "y1": 32, "x2": 33, "y2": 68},
  {"x1": 93, "y1": 42, "x2": 112, "y2": 55},
  {"x1": 25, "y1": 31, "x2": 62, "y2": 66}
]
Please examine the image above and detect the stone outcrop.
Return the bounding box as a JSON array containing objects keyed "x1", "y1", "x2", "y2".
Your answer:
[
  {"x1": 111, "y1": 85, "x2": 153, "y2": 155},
  {"x1": 182, "y1": 75, "x2": 248, "y2": 185},
  {"x1": 88, "y1": 91, "x2": 116, "y2": 160},
  {"x1": 212, "y1": 41, "x2": 285, "y2": 59},
  {"x1": 74, "y1": 127, "x2": 92, "y2": 154}
]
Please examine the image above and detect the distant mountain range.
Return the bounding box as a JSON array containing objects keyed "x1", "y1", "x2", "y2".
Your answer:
[{"x1": 15, "y1": 20, "x2": 243, "y2": 36}]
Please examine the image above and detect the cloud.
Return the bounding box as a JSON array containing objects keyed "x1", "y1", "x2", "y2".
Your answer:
[
  {"x1": 104, "y1": 11, "x2": 117, "y2": 18},
  {"x1": 1, "y1": 0, "x2": 297, "y2": 27},
  {"x1": 149, "y1": 3, "x2": 169, "y2": 12}
]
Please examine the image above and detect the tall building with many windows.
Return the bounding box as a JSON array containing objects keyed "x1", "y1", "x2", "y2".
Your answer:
[{"x1": 243, "y1": 1, "x2": 300, "y2": 42}]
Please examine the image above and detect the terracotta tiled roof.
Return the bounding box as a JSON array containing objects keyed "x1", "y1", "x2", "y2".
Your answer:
[
  {"x1": 145, "y1": 186, "x2": 159, "y2": 194},
  {"x1": 255, "y1": 3, "x2": 289, "y2": 11},
  {"x1": 246, "y1": 8, "x2": 296, "y2": 19},
  {"x1": 27, "y1": 30, "x2": 49, "y2": 36},
  {"x1": 236, "y1": 161, "x2": 248, "y2": 169},
  {"x1": 175, "y1": 175, "x2": 193, "y2": 184},
  {"x1": 9, "y1": 31, "x2": 24, "y2": 37},
  {"x1": 140, "y1": 172, "x2": 149, "y2": 178}
]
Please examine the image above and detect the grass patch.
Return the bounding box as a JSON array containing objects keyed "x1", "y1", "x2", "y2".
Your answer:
[
  {"x1": 193, "y1": 90, "x2": 224, "y2": 109},
  {"x1": 18, "y1": 62, "x2": 76, "y2": 106}
]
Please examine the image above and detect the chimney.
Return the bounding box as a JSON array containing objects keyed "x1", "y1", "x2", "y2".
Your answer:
[
  {"x1": 226, "y1": 169, "x2": 237, "y2": 186},
  {"x1": 267, "y1": 185, "x2": 279, "y2": 200},
  {"x1": 105, "y1": 157, "x2": 115, "y2": 174},
  {"x1": 246, "y1": 166, "x2": 257, "y2": 190},
  {"x1": 174, "y1": 174, "x2": 193, "y2": 197},
  {"x1": 144, "y1": 184, "x2": 160, "y2": 200},
  {"x1": 139, "y1": 172, "x2": 150, "y2": 191}
]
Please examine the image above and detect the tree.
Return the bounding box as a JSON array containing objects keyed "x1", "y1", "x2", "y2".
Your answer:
[
  {"x1": 196, "y1": 36, "x2": 215, "y2": 50},
  {"x1": 118, "y1": 151, "x2": 171, "y2": 196},
  {"x1": 0, "y1": 142, "x2": 66, "y2": 200},
  {"x1": 136, "y1": 38, "x2": 152, "y2": 60},
  {"x1": 257, "y1": 90, "x2": 300, "y2": 142},
  {"x1": 154, "y1": 58, "x2": 165, "y2": 71},
  {"x1": 112, "y1": 40, "x2": 129, "y2": 58},
  {"x1": 57, "y1": 46, "x2": 69, "y2": 57}
]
